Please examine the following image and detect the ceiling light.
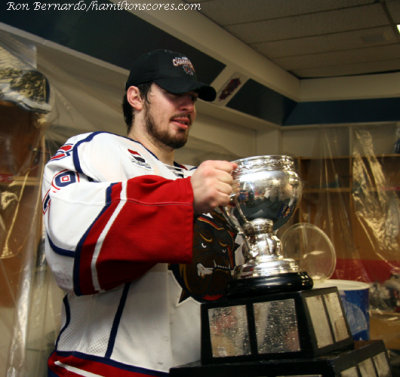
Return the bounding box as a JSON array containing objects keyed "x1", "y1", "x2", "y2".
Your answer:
[{"x1": 397, "y1": 24, "x2": 400, "y2": 34}]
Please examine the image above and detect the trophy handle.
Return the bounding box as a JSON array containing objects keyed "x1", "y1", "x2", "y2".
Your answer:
[
  {"x1": 219, "y1": 204, "x2": 253, "y2": 261},
  {"x1": 219, "y1": 193, "x2": 242, "y2": 233}
]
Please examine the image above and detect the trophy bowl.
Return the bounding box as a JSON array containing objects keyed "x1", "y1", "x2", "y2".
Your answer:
[{"x1": 222, "y1": 155, "x2": 313, "y2": 297}]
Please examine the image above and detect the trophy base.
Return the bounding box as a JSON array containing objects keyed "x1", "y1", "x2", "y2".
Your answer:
[
  {"x1": 170, "y1": 340, "x2": 392, "y2": 377},
  {"x1": 201, "y1": 287, "x2": 353, "y2": 364},
  {"x1": 227, "y1": 271, "x2": 313, "y2": 298}
]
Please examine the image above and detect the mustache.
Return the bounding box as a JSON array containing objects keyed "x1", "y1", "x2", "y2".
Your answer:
[{"x1": 170, "y1": 113, "x2": 193, "y2": 126}]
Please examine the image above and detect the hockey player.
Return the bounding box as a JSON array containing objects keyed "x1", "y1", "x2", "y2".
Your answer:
[{"x1": 42, "y1": 49, "x2": 237, "y2": 376}]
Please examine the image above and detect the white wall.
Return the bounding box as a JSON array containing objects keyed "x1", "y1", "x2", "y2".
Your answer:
[
  {"x1": 192, "y1": 112, "x2": 256, "y2": 157},
  {"x1": 281, "y1": 122, "x2": 399, "y2": 158},
  {"x1": 255, "y1": 128, "x2": 282, "y2": 156}
]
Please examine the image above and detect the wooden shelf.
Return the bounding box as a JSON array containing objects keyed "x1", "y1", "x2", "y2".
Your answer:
[
  {"x1": 303, "y1": 187, "x2": 351, "y2": 194},
  {"x1": 0, "y1": 174, "x2": 40, "y2": 186}
]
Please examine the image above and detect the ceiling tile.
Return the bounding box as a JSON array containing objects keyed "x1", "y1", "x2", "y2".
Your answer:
[
  {"x1": 253, "y1": 26, "x2": 397, "y2": 58},
  {"x1": 193, "y1": 0, "x2": 375, "y2": 26},
  {"x1": 386, "y1": 0, "x2": 400, "y2": 23},
  {"x1": 183, "y1": 0, "x2": 400, "y2": 78},
  {"x1": 225, "y1": 4, "x2": 389, "y2": 43},
  {"x1": 294, "y1": 58, "x2": 400, "y2": 77},
  {"x1": 275, "y1": 44, "x2": 400, "y2": 70}
]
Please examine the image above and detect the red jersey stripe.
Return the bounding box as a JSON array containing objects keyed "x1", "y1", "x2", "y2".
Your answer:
[{"x1": 48, "y1": 352, "x2": 168, "y2": 377}]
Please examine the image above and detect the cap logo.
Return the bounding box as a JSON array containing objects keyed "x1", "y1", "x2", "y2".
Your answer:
[{"x1": 172, "y1": 56, "x2": 195, "y2": 76}]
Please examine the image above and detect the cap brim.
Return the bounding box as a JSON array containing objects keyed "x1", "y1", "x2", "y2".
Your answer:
[{"x1": 155, "y1": 77, "x2": 216, "y2": 102}]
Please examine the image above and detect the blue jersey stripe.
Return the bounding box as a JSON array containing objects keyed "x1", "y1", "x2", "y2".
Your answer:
[{"x1": 105, "y1": 282, "x2": 131, "y2": 358}]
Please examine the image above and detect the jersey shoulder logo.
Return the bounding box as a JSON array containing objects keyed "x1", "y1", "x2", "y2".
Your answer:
[
  {"x1": 50, "y1": 144, "x2": 73, "y2": 161},
  {"x1": 167, "y1": 164, "x2": 187, "y2": 178},
  {"x1": 128, "y1": 149, "x2": 152, "y2": 170}
]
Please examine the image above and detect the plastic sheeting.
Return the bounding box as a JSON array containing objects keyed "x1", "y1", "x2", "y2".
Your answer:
[
  {"x1": 352, "y1": 128, "x2": 400, "y2": 354},
  {"x1": 290, "y1": 126, "x2": 400, "y2": 354},
  {"x1": 0, "y1": 33, "x2": 63, "y2": 377}
]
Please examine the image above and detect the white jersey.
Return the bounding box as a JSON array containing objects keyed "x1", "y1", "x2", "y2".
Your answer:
[{"x1": 42, "y1": 132, "x2": 237, "y2": 376}]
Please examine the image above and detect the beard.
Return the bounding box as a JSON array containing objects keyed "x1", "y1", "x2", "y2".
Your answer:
[{"x1": 144, "y1": 103, "x2": 189, "y2": 150}]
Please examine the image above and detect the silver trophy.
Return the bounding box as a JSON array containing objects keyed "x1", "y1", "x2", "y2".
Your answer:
[
  {"x1": 185, "y1": 154, "x2": 389, "y2": 372},
  {"x1": 222, "y1": 155, "x2": 313, "y2": 297}
]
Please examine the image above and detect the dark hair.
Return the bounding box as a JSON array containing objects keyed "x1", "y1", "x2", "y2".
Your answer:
[{"x1": 122, "y1": 82, "x2": 153, "y2": 132}]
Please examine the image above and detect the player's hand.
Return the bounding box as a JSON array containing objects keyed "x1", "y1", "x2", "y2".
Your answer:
[{"x1": 191, "y1": 160, "x2": 237, "y2": 214}]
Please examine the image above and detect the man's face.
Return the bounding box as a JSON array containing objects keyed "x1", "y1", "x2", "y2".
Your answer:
[{"x1": 143, "y1": 84, "x2": 197, "y2": 150}]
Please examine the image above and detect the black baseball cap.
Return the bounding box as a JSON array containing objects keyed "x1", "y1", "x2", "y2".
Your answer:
[{"x1": 125, "y1": 49, "x2": 216, "y2": 102}]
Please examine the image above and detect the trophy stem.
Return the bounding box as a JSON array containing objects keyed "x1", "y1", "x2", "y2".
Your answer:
[
  {"x1": 230, "y1": 224, "x2": 313, "y2": 297},
  {"x1": 244, "y1": 219, "x2": 281, "y2": 258}
]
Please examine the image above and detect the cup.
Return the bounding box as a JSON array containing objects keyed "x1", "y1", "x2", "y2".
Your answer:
[{"x1": 221, "y1": 155, "x2": 313, "y2": 297}]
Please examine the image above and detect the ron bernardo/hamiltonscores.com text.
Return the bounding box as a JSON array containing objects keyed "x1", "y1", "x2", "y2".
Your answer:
[{"x1": 6, "y1": 1, "x2": 202, "y2": 11}]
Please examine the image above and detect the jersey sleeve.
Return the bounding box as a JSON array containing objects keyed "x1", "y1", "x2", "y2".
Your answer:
[{"x1": 42, "y1": 133, "x2": 195, "y2": 295}]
